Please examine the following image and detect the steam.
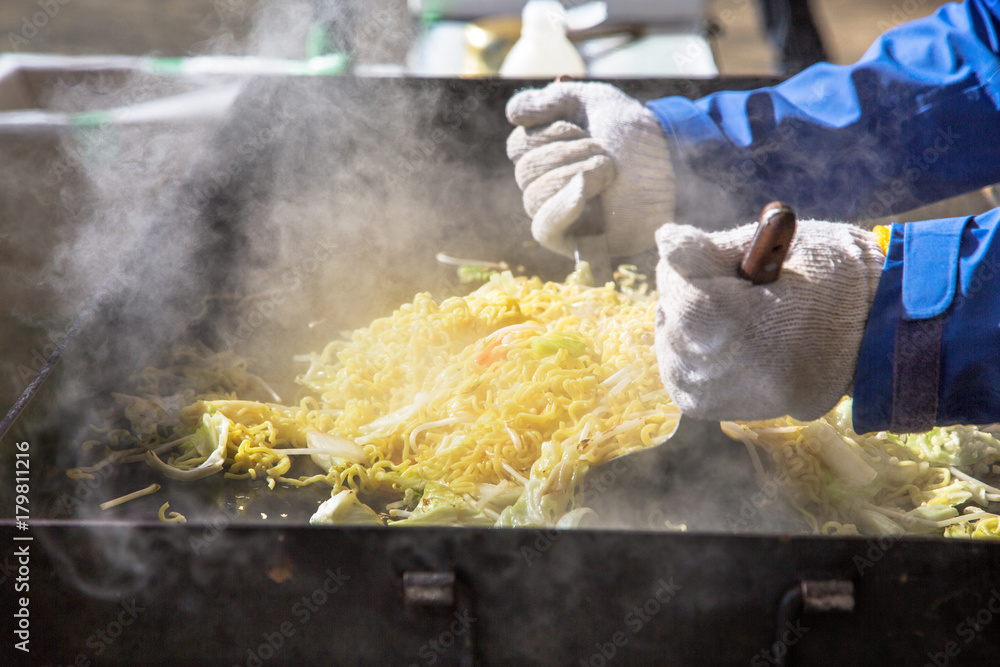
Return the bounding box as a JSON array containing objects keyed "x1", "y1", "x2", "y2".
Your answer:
[
  {"x1": 7, "y1": 3, "x2": 808, "y2": 607},
  {"x1": 16, "y1": 0, "x2": 543, "y2": 526},
  {"x1": 582, "y1": 417, "x2": 804, "y2": 534},
  {"x1": 37, "y1": 2, "x2": 447, "y2": 388}
]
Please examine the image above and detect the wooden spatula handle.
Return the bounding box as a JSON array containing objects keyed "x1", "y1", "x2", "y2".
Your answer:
[{"x1": 738, "y1": 201, "x2": 797, "y2": 285}]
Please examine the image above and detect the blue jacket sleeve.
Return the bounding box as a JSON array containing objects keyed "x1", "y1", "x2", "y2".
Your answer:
[
  {"x1": 853, "y1": 207, "x2": 1000, "y2": 433},
  {"x1": 646, "y1": 0, "x2": 1000, "y2": 223}
]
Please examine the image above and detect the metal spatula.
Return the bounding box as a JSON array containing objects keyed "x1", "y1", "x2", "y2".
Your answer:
[
  {"x1": 570, "y1": 196, "x2": 614, "y2": 285},
  {"x1": 549, "y1": 74, "x2": 615, "y2": 286}
]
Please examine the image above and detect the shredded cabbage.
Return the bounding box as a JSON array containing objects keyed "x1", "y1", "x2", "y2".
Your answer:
[
  {"x1": 77, "y1": 271, "x2": 1000, "y2": 539},
  {"x1": 724, "y1": 397, "x2": 1000, "y2": 538}
]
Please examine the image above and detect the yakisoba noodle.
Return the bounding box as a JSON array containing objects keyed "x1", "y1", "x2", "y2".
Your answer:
[
  {"x1": 159, "y1": 270, "x2": 679, "y2": 526},
  {"x1": 78, "y1": 269, "x2": 1000, "y2": 535}
]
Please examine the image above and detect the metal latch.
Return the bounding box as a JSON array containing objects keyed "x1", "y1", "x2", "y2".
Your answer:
[
  {"x1": 771, "y1": 579, "x2": 855, "y2": 667},
  {"x1": 800, "y1": 579, "x2": 855, "y2": 613},
  {"x1": 403, "y1": 571, "x2": 456, "y2": 606}
]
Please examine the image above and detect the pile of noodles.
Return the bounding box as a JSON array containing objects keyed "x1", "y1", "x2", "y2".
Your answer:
[
  {"x1": 80, "y1": 270, "x2": 679, "y2": 527},
  {"x1": 75, "y1": 269, "x2": 1000, "y2": 536}
]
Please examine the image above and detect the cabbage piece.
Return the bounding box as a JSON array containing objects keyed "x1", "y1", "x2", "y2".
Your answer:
[
  {"x1": 922, "y1": 480, "x2": 974, "y2": 508},
  {"x1": 309, "y1": 490, "x2": 384, "y2": 526},
  {"x1": 146, "y1": 411, "x2": 229, "y2": 480},
  {"x1": 457, "y1": 266, "x2": 497, "y2": 284},
  {"x1": 855, "y1": 509, "x2": 905, "y2": 536},
  {"x1": 497, "y1": 440, "x2": 589, "y2": 528},
  {"x1": 904, "y1": 428, "x2": 963, "y2": 465},
  {"x1": 908, "y1": 505, "x2": 960, "y2": 523},
  {"x1": 943, "y1": 515, "x2": 1000, "y2": 539},
  {"x1": 355, "y1": 392, "x2": 430, "y2": 440},
  {"x1": 822, "y1": 474, "x2": 878, "y2": 506},
  {"x1": 392, "y1": 482, "x2": 494, "y2": 526},
  {"x1": 824, "y1": 398, "x2": 856, "y2": 433},
  {"x1": 556, "y1": 507, "x2": 596, "y2": 528},
  {"x1": 802, "y1": 422, "x2": 877, "y2": 488},
  {"x1": 531, "y1": 334, "x2": 590, "y2": 358},
  {"x1": 472, "y1": 270, "x2": 521, "y2": 297},
  {"x1": 949, "y1": 516, "x2": 1000, "y2": 539},
  {"x1": 476, "y1": 482, "x2": 523, "y2": 509},
  {"x1": 192, "y1": 411, "x2": 230, "y2": 470},
  {"x1": 945, "y1": 523, "x2": 974, "y2": 538},
  {"x1": 903, "y1": 425, "x2": 1000, "y2": 467},
  {"x1": 306, "y1": 431, "x2": 369, "y2": 471},
  {"x1": 566, "y1": 261, "x2": 594, "y2": 287}
]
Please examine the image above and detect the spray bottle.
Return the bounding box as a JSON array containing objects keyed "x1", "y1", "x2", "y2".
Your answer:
[{"x1": 499, "y1": 1, "x2": 585, "y2": 78}]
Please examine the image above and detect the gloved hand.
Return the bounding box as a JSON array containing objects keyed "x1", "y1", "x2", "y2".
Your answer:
[
  {"x1": 654, "y1": 220, "x2": 886, "y2": 422},
  {"x1": 506, "y1": 81, "x2": 675, "y2": 258}
]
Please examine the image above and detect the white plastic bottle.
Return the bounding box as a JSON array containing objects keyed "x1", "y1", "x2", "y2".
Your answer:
[{"x1": 499, "y1": 1, "x2": 586, "y2": 78}]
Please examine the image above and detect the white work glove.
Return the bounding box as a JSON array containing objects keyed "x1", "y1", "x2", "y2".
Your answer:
[
  {"x1": 506, "y1": 81, "x2": 675, "y2": 257},
  {"x1": 654, "y1": 220, "x2": 886, "y2": 422}
]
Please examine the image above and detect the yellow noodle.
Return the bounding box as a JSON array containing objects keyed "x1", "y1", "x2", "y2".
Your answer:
[{"x1": 180, "y1": 274, "x2": 674, "y2": 510}]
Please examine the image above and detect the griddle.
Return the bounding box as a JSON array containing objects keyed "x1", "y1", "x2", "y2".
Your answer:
[{"x1": 3, "y1": 75, "x2": 999, "y2": 666}]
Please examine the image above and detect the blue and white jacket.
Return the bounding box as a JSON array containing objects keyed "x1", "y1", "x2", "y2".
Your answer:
[{"x1": 644, "y1": 0, "x2": 1000, "y2": 432}]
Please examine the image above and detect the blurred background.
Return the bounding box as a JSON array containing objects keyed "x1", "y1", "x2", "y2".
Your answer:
[{"x1": 0, "y1": 0, "x2": 952, "y2": 73}]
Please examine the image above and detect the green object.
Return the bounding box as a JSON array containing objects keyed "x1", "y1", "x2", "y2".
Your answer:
[
  {"x1": 306, "y1": 22, "x2": 336, "y2": 58},
  {"x1": 68, "y1": 110, "x2": 112, "y2": 127},
  {"x1": 457, "y1": 266, "x2": 496, "y2": 284},
  {"x1": 68, "y1": 111, "x2": 120, "y2": 166},
  {"x1": 146, "y1": 57, "x2": 185, "y2": 75},
  {"x1": 420, "y1": 9, "x2": 443, "y2": 27},
  {"x1": 531, "y1": 334, "x2": 589, "y2": 358},
  {"x1": 295, "y1": 54, "x2": 349, "y2": 75}
]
